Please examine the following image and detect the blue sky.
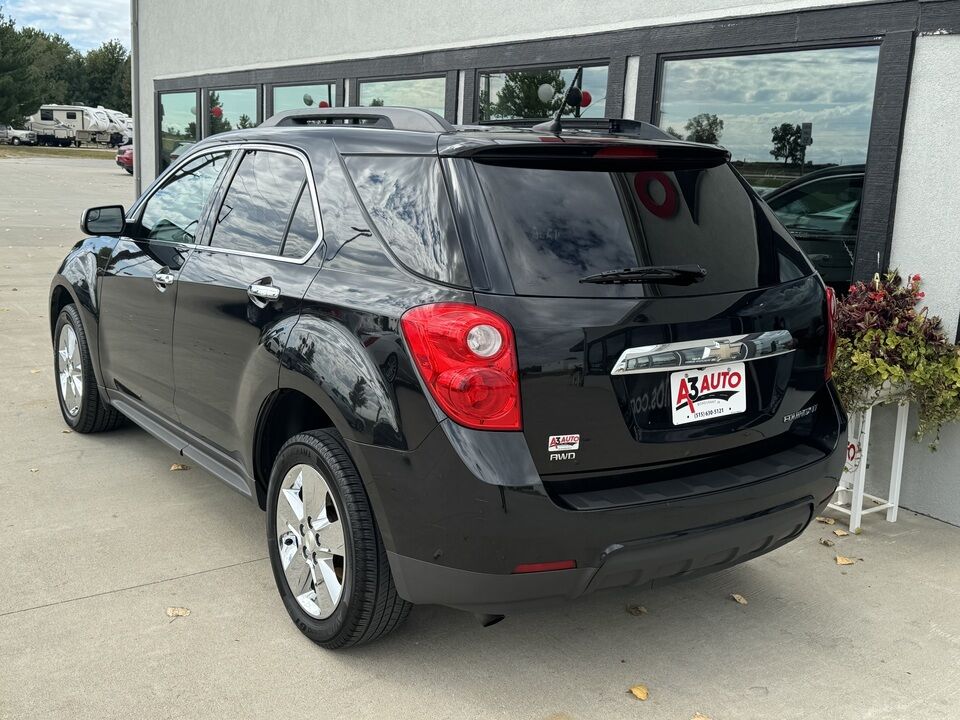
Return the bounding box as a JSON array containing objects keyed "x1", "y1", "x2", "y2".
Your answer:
[{"x1": 5, "y1": 0, "x2": 130, "y2": 50}]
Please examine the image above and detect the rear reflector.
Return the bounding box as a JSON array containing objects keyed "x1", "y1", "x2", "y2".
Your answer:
[
  {"x1": 512, "y1": 560, "x2": 577, "y2": 574},
  {"x1": 594, "y1": 146, "x2": 658, "y2": 158}
]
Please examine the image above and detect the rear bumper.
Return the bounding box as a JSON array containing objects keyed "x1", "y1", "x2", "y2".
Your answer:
[{"x1": 347, "y1": 410, "x2": 845, "y2": 614}]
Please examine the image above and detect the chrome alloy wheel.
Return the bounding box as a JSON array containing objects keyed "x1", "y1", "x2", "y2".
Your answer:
[
  {"x1": 57, "y1": 324, "x2": 83, "y2": 417},
  {"x1": 276, "y1": 464, "x2": 347, "y2": 619}
]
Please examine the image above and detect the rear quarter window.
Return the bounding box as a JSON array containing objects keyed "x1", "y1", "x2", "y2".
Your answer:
[{"x1": 345, "y1": 155, "x2": 469, "y2": 287}]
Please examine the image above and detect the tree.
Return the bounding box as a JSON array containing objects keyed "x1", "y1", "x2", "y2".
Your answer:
[
  {"x1": 684, "y1": 113, "x2": 724, "y2": 144},
  {"x1": 665, "y1": 126, "x2": 683, "y2": 140},
  {"x1": 237, "y1": 113, "x2": 254, "y2": 129},
  {"x1": 0, "y1": 12, "x2": 39, "y2": 126},
  {"x1": 208, "y1": 91, "x2": 233, "y2": 134},
  {"x1": 481, "y1": 69, "x2": 565, "y2": 120},
  {"x1": 770, "y1": 122, "x2": 804, "y2": 166},
  {"x1": 84, "y1": 40, "x2": 130, "y2": 113},
  {"x1": 369, "y1": 97, "x2": 384, "y2": 107},
  {"x1": 21, "y1": 28, "x2": 86, "y2": 106}
]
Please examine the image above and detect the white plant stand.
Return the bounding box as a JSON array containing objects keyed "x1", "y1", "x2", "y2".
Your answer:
[{"x1": 828, "y1": 399, "x2": 909, "y2": 532}]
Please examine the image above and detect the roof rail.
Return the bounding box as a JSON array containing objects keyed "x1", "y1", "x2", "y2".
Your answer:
[
  {"x1": 478, "y1": 117, "x2": 675, "y2": 141},
  {"x1": 261, "y1": 106, "x2": 455, "y2": 133}
]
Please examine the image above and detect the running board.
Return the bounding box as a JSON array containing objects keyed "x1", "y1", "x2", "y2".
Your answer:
[{"x1": 106, "y1": 390, "x2": 253, "y2": 499}]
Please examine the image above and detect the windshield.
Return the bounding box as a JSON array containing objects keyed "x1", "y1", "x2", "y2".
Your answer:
[{"x1": 473, "y1": 161, "x2": 810, "y2": 297}]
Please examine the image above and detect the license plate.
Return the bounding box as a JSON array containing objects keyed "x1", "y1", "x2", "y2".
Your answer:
[{"x1": 670, "y1": 362, "x2": 747, "y2": 425}]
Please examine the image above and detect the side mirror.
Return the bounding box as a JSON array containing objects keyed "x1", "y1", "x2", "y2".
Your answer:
[{"x1": 81, "y1": 205, "x2": 126, "y2": 236}]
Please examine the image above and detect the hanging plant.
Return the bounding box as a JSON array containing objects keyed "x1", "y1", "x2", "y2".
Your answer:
[{"x1": 832, "y1": 271, "x2": 960, "y2": 447}]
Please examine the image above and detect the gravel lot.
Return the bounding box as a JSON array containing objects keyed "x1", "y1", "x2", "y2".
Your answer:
[{"x1": 1, "y1": 155, "x2": 959, "y2": 720}]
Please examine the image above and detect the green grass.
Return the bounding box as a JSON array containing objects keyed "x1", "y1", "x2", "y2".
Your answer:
[{"x1": 0, "y1": 144, "x2": 116, "y2": 161}]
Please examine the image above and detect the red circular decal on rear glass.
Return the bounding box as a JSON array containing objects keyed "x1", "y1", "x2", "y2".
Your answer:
[{"x1": 634, "y1": 171, "x2": 678, "y2": 218}]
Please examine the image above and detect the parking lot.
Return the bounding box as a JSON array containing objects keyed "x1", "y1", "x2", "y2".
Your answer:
[{"x1": 1, "y1": 155, "x2": 960, "y2": 719}]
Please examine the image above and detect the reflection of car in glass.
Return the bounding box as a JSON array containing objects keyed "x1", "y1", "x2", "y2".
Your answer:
[
  {"x1": 762, "y1": 164, "x2": 864, "y2": 294},
  {"x1": 50, "y1": 107, "x2": 844, "y2": 649},
  {"x1": 169, "y1": 141, "x2": 195, "y2": 162}
]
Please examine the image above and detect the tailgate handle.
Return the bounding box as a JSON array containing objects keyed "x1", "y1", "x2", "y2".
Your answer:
[{"x1": 610, "y1": 330, "x2": 795, "y2": 375}]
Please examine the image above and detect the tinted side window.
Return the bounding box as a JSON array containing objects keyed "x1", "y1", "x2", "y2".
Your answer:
[
  {"x1": 281, "y1": 184, "x2": 319, "y2": 258},
  {"x1": 66, "y1": 111, "x2": 77, "y2": 120},
  {"x1": 766, "y1": 175, "x2": 863, "y2": 237},
  {"x1": 211, "y1": 150, "x2": 306, "y2": 255},
  {"x1": 345, "y1": 156, "x2": 468, "y2": 287},
  {"x1": 40, "y1": 109, "x2": 53, "y2": 121},
  {"x1": 139, "y1": 151, "x2": 231, "y2": 244}
]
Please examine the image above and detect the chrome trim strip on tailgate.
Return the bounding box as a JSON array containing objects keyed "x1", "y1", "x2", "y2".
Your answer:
[{"x1": 610, "y1": 330, "x2": 795, "y2": 375}]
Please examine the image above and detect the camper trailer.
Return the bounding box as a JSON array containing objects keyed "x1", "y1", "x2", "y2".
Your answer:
[{"x1": 28, "y1": 105, "x2": 127, "y2": 146}]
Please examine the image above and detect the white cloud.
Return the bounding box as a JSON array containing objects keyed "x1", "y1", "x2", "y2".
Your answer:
[{"x1": 7, "y1": 0, "x2": 129, "y2": 50}]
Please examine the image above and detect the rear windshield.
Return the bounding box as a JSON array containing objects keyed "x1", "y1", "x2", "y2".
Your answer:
[{"x1": 474, "y1": 161, "x2": 809, "y2": 297}]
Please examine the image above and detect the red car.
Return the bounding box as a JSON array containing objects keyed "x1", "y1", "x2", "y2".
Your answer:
[{"x1": 116, "y1": 145, "x2": 133, "y2": 175}]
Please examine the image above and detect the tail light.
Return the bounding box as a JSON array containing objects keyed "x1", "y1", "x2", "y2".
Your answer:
[
  {"x1": 400, "y1": 303, "x2": 521, "y2": 431},
  {"x1": 825, "y1": 286, "x2": 837, "y2": 380}
]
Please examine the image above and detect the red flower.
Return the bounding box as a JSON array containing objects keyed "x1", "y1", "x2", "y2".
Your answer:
[
  {"x1": 869, "y1": 292, "x2": 885, "y2": 302},
  {"x1": 912, "y1": 274, "x2": 921, "y2": 282},
  {"x1": 917, "y1": 291, "x2": 925, "y2": 299},
  {"x1": 848, "y1": 285, "x2": 857, "y2": 293}
]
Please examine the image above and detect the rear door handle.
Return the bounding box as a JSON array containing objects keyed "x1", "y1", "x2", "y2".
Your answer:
[
  {"x1": 153, "y1": 269, "x2": 175, "y2": 291},
  {"x1": 247, "y1": 282, "x2": 281, "y2": 307}
]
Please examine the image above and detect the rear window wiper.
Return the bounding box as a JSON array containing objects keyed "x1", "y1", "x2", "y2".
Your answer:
[{"x1": 579, "y1": 264, "x2": 708, "y2": 285}]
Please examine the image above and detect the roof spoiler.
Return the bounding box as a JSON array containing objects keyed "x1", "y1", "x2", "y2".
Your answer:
[
  {"x1": 477, "y1": 117, "x2": 677, "y2": 141},
  {"x1": 261, "y1": 106, "x2": 454, "y2": 133}
]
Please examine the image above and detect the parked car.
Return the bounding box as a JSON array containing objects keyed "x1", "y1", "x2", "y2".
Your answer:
[
  {"x1": 116, "y1": 144, "x2": 134, "y2": 174},
  {"x1": 0, "y1": 126, "x2": 38, "y2": 146},
  {"x1": 49, "y1": 107, "x2": 845, "y2": 649},
  {"x1": 763, "y1": 164, "x2": 864, "y2": 294}
]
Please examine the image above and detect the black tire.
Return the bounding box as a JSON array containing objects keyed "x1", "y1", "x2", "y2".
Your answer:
[
  {"x1": 266, "y1": 429, "x2": 410, "y2": 648},
  {"x1": 11, "y1": 137, "x2": 20, "y2": 146},
  {"x1": 125, "y1": 167, "x2": 134, "y2": 175},
  {"x1": 53, "y1": 305, "x2": 124, "y2": 433}
]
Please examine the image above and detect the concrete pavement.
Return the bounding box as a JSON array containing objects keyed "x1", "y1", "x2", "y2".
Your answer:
[{"x1": 1, "y1": 155, "x2": 959, "y2": 720}]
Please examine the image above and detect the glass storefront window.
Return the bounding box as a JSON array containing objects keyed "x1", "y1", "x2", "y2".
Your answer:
[
  {"x1": 479, "y1": 65, "x2": 608, "y2": 121},
  {"x1": 208, "y1": 88, "x2": 258, "y2": 136},
  {"x1": 358, "y1": 77, "x2": 446, "y2": 116},
  {"x1": 273, "y1": 83, "x2": 336, "y2": 114},
  {"x1": 158, "y1": 91, "x2": 197, "y2": 171},
  {"x1": 658, "y1": 46, "x2": 879, "y2": 291}
]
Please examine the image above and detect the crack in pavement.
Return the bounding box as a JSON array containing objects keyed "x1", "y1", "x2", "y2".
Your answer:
[{"x1": 0, "y1": 556, "x2": 269, "y2": 618}]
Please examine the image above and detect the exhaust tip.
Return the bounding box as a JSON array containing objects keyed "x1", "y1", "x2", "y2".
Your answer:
[{"x1": 475, "y1": 613, "x2": 505, "y2": 628}]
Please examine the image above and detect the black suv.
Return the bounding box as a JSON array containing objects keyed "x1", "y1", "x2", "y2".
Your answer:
[{"x1": 50, "y1": 107, "x2": 846, "y2": 648}]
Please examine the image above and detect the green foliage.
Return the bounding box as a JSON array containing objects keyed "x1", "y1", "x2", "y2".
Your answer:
[
  {"x1": 0, "y1": 11, "x2": 39, "y2": 126},
  {"x1": 770, "y1": 122, "x2": 804, "y2": 166},
  {"x1": 684, "y1": 113, "x2": 723, "y2": 144},
  {"x1": 833, "y1": 271, "x2": 960, "y2": 447},
  {"x1": 0, "y1": 11, "x2": 130, "y2": 123}
]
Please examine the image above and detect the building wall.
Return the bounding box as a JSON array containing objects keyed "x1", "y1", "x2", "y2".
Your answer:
[
  {"x1": 133, "y1": 0, "x2": 875, "y2": 182},
  {"x1": 866, "y1": 34, "x2": 960, "y2": 527}
]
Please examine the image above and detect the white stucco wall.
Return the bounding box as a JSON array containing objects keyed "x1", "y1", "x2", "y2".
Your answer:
[
  {"x1": 133, "y1": 0, "x2": 876, "y2": 182},
  {"x1": 866, "y1": 34, "x2": 960, "y2": 527}
]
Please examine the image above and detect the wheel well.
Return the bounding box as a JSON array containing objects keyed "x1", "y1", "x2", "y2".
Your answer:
[
  {"x1": 50, "y1": 285, "x2": 72, "y2": 338},
  {"x1": 254, "y1": 389, "x2": 335, "y2": 509}
]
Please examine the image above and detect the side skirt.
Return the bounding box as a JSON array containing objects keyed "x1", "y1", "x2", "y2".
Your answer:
[{"x1": 105, "y1": 388, "x2": 255, "y2": 500}]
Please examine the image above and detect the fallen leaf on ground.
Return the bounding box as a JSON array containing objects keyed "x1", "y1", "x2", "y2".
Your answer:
[
  {"x1": 835, "y1": 555, "x2": 856, "y2": 566},
  {"x1": 61, "y1": 429, "x2": 72, "y2": 434},
  {"x1": 815, "y1": 516, "x2": 836, "y2": 525},
  {"x1": 29, "y1": 468, "x2": 38, "y2": 473},
  {"x1": 626, "y1": 604, "x2": 647, "y2": 616},
  {"x1": 170, "y1": 463, "x2": 190, "y2": 471},
  {"x1": 818, "y1": 537, "x2": 835, "y2": 547},
  {"x1": 833, "y1": 528, "x2": 849, "y2": 537},
  {"x1": 165, "y1": 606, "x2": 191, "y2": 618},
  {"x1": 628, "y1": 685, "x2": 649, "y2": 701},
  {"x1": 730, "y1": 593, "x2": 748, "y2": 605},
  {"x1": 854, "y1": 527, "x2": 863, "y2": 535},
  {"x1": 692, "y1": 714, "x2": 713, "y2": 720},
  {"x1": 30, "y1": 368, "x2": 39, "y2": 374}
]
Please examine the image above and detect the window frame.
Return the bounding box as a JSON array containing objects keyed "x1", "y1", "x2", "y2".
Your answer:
[
  {"x1": 155, "y1": 89, "x2": 200, "y2": 176},
  {"x1": 199, "y1": 143, "x2": 325, "y2": 265},
  {"x1": 203, "y1": 85, "x2": 261, "y2": 138}
]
